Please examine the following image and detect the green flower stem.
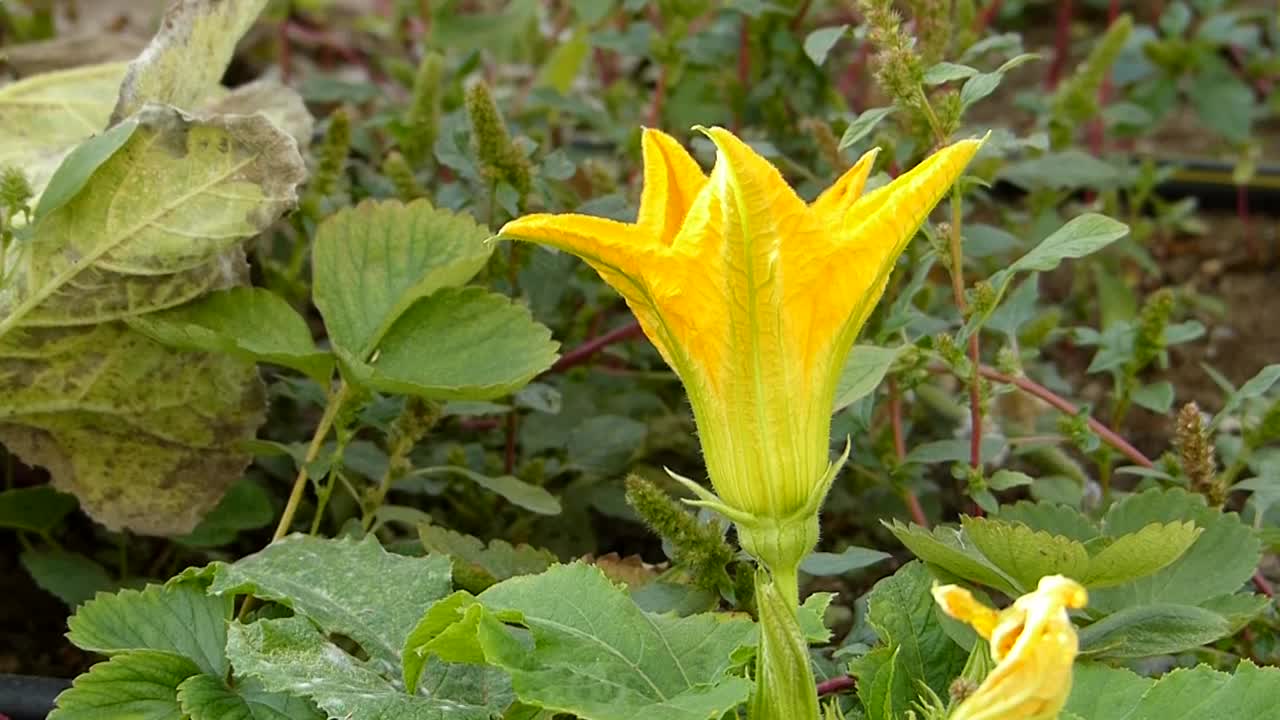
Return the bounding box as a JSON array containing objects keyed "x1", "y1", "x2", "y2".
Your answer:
[{"x1": 751, "y1": 565, "x2": 818, "y2": 720}]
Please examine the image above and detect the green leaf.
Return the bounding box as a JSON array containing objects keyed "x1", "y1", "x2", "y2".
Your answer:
[
  {"x1": 997, "y1": 500, "x2": 1099, "y2": 542},
  {"x1": 67, "y1": 581, "x2": 232, "y2": 676},
  {"x1": 337, "y1": 287, "x2": 559, "y2": 401},
  {"x1": 1213, "y1": 363, "x2": 1280, "y2": 427},
  {"x1": 129, "y1": 287, "x2": 333, "y2": 381},
  {"x1": 1066, "y1": 661, "x2": 1280, "y2": 720},
  {"x1": 988, "y1": 469, "x2": 1034, "y2": 491},
  {"x1": 1132, "y1": 381, "x2": 1175, "y2": 413},
  {"x1": 178, "y1": 477, "x2": 276, "y2": 548},
  {"x1": 50, "y1": 650, "x2": 203, "y2": 720},
  {"x1": 852, "y1": 646, "x2": 899, "y2": 720},
  {"x1": 208, "y1": 534, "x2": 452, "y2": 672},
  {"x1": 833, "y1": 345, "x2": 904, "y2": 413},
  {"x1": 0, "y1": 485, "x2": 78, "y2": 533},
  {"x1": 999, "y1": 213, "x2": 1130, "y2": 284},
  {"x1": 312, "y1": 199, "x2": 493, "y2": 360},
  {"x1": 20, "y1": 548, "x2": 114, "y2": 607},
  {"x1": 409, "y1": 464, "x2": 561, "y2": 515},
  {"x1": 177, "y1": 674, "x2": 323, "y2": 720},
  {"x1": 418, "y1": 525, "x2": 555, "y2": 591},
  {"x1": 112, "y1": 0, "x2": 271, "y2": 122},
  {"x1": 1092, "y1": 488, "x2": 1261, "y2": 613},
  {"x1": 904, "y1": 437, "x2": 1007, "y2": 465},
  {"x1": 803, "y1": 25, "x2": 848, "y2": 66},
  {"x1": 861, "y1": 562, "x2": 967, "y2": 703},
  {"x1": 962, "y1": 517, "x2": 1091, "y2": 593},
  {"x1": 923, "y1": 62, "x2": 979, "y2": 85},
  {"x1": 800, "y1": 546, "x2": 891, "y2": 576},
  {"x1": 1078, "y1": 603, "x2": 1231, "y2": 658},
  {"x1": 1, "y1": 104, "x2": 303, "y2": 333},
  {"x1": 884, "y1": 520, "x2": 1020, "y2": 596},
  {"x1": 1082, "y1": 521, "x2": 1200, "y2": 588},
  {"x1": 0, "y1": 324, "x2": 266, "y2": 535},
  {"x1": 417, "y1": 562, "x2": 756, "y2": 720},
  {"x1": 227, "y1": 617, "x2": 502, "y2": 720},
  {"x1": 0, "y1": 62, "x2": 127, "y2": 199},
  {"x1": 999, "y1": 150, "x2": 1124, "y2": 191},
  {"x1": 536, "y1": 26, "x2": 590, "y2": 93},
  {"x1": 958, "y1": 53, "x2": 1038, "y2": 108},
  {"x1": 35, "y1": 119, "x2": 138, "y2": 219},
  {"x1": 838, "y1": 107, "x2": 895, "y2": 150}
]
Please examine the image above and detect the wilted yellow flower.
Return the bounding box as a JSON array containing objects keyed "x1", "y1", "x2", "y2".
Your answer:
[
  {"x1": 933, "y1": 575, "x2": 1088, "y2": 720},
  {"x1": 499, "y1": 127, "x2": 978, "y2": 526}
]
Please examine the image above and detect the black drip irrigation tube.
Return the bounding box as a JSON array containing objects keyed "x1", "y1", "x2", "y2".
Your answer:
[{"x1": 0, "y1": 675, "x2": 70, "y2": 720}]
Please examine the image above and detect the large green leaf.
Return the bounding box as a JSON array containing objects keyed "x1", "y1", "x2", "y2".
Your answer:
[
  {"x1": 0, "y1": 485, "x2": 78, "y2": 533},
  {"x1": 857, "y1": 562, "x2": 967, "y2": 705},
  {"x1": 1065, "y1": 661, "x2": 1280, "y2": 720},
  {"x1": 1081, "y1": 521, "x2": 1200, "y2": 588},
  {"x1": 208, "y1": 534, "x2": 452, "y2": 672},
  {"x1": 20, "y1": 547, "x2": 114, "y2": 607},
  {"x1": 418, "y1": 525, "x2": 555, "y2": 592},
  {"x1": 50, "y1": 650, "x2": 203, "y2": 720},
  {"x1": 997, "y1": 500, "x2": 1099, "y2": 542},
  {"x1": 337, "y1": 287, "x2": 559, "y2": 401},
  {"x1": 0, "y1": 103, "x2": 303, "y2": 534},
  {"x1": 227, "y1": 617, "x2": 503, "y2": 720},
  {"x1": 111, "y1": 0, "x2": 272, "y2": 122},
  {"x1": 312, "y1": 199, "x2": 494, "y2": 360},
  {"x1": 1091, "y1": 488, "x2": 1261, "y2": 613},
  {"x1": 0, "y1": 324, "x2": 266, "y2": 534},
  {"x1": 129, "y1": 286, "x2": 333, "y2": 381},
  {"x1": 408, "y1": 563, "x2": 755, "y2": 720},
  {"x1": 67, "y1": 581, "x2": 233, "y2": 676},
  {"x1": 1077, "y1": 603, "x2": 1231, "y2": 658},
  {"x1": 1, "y1": 105, "x2": 305, "y2": 332},
  {"x1": 961, "y1": 517, "x2": 1091, "y2": 593},
  {"x1": 0, "y1": 62, "x2": 127, "y2": 198},
  {"x1": 884, "y1": 520, "x2": 1020, "y2": 596},
  {"x1": 177, "y1": 674, "x2": 323, "y2": 720}
]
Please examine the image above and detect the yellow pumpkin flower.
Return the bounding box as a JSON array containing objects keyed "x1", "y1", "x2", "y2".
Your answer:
[
  {"x1": 933, "y1": 575, "x2": 1088, "y2": 720},
  {"x1": 499, "y1": 126, "x2": 979, "y2": 530}
]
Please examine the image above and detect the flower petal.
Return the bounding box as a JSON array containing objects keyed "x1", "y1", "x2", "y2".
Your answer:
[
  {"x1": 636, "y1": 128, "x2": 708, "y2": 246},
  {"x1": 809, "y1": 147, "x2": 880, "y2": 221},
  {"x1": 824, "y1": 137, "x2": 984, "y2": 337},
  {"x1": 933, "y1": 584, "x2": 1000, "y2": 639}
]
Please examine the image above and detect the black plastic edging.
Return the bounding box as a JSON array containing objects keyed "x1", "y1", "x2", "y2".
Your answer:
[{"x1": 0, "y1": 674, "x2": 71, "y2": 720}]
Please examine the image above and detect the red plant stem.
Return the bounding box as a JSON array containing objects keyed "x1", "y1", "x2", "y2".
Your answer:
[
  {"x1": 1254, "y1": 571, "x2": 1275, "y2": 599},
  {"x1": 789, "y1": 0, "x2": 814, "y2": 30},
  {"x1": 277, "y1": 16, "x2": 293, "y2": 83},
  {"x1": 1045, "y1": 0, "x2": 1073, "y2": 89},
  {"x1": 504, "y1": 411, "x2": 518, "y2": 474},
  {"x1": 889, "y1": 379, "x2": 929, "y2": 528},
  {"x1": 977, "y1": 366, "x2": 1154, "y2": 468},
  {"x1": 816, "y1": 675, "x2": 856, "y2": 697},
  {"x1": 973, "y1": 0, "x2": 1003, "y2": 33},
  {"x1": 548, "y1": 322, "x2": 645, "y2": 374}
]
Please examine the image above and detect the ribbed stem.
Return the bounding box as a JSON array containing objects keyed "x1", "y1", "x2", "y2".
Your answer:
[{"x1": 750, "y1": 566, "x2": 817, "y2": 720}]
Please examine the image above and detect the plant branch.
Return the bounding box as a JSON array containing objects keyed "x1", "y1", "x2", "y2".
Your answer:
[
  {"x1": 547, "y1": 322, "x2": 645, "y2": 374},
  {"x1": 977, "y1": 366, "x2": 1153, "y2": 468},
  {"x1": 272, "y1": 381, "x2": 352, "y2": 542},
  {"x1": 816, "y1": 675, "x2": 856, "y2": 697},
  {"x1": 889, "y1": 379, "x2": 928, "y2": 528}
]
